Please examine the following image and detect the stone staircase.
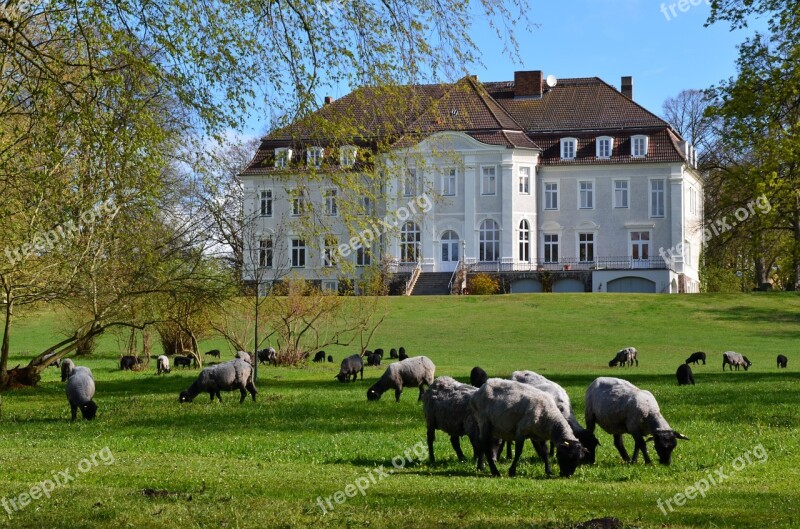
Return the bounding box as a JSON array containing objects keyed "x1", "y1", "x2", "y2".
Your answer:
[{"x1": 411, "y1": 272, "x2": 453, "y2": 296}]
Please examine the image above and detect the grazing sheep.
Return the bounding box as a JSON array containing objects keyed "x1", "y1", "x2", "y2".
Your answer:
[
  {"x1": 365, "y1": 352, "x2": 382, "y2": 367},
  {"x1": 511, "y1": 370, "x2": 600, "y2": 463},
  {"x1": 389, "y1": 348, "x2": 399, "y2": 359},
  {"x1": 585, "y1": 377, "x2": 688, "y2": 465},
  {"x1": 313, "y1": 351, "x2": 326, "y2": 363},
  {"x1": 398, "y1": 350, "x2": 409, "y2": 361},
  {"x1": 777, "y1": 354, "x2": 788, "y2": 369},
  {"x1": 43, "y1": 352, "x2": 61, "y2": 368},
  {"x1": 685, "y1": 351, "x2": 706, "y2": 365},
  {"x1": 66, "y1": 366, "x2": 97, "y2": 421},
  {"x1": 608, "y1": 347, "x2": 638, "y2": 368},
  {"x1": 676, "y1": 364, "x2": 694, "y2": 386},
  {"x1": 422, "y1": 376, "x2": 480, "y2": 463},
  {"x1": 367, "y1": 356, "x2": 435, "y2": 402},
  {"x1": 335, "y1": 354, "x2": 364, "y2": 383},
  {"x1": 174, "y1": 356, "x2": 192, "y2": 369},
  {"x1": 60, "y1": 359, "x2": 76, "y2": 382},
  {"x1": 157, "y1": 355, "x2": 171, "y2": 375},
  {"x1": 120, "y1": 355, "x2": 142, "y2": 371},
  {"x1": 235, "y1": 351, "x2": 254, "y2": 364},
  {"x1": 373, "y1": 348, "x2": 384, "y2": 359},
  {"x1": 179, "y1": 359, "x2": 257, "y2": 404},
  {"x1": 327, "y1": 355, "x2": 333, "y2": 363},
  {"x1": 257, "y1": 347, "x2": 277, "y2": 366},
  {"x1": 470, "y1": 366, "x2": 488, "y2": 388},
  {"x1": 470, "y1": 378, "x2": 587, "y2": 478},
  {"x1": 205, "y1": 349, "x2": 221, "y2": 358},
  {"x1": 722, "y1": 351, "x2": 752, "y2": 371}
]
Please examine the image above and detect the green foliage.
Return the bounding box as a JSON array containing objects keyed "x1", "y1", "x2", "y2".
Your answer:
[
  {"x1": 468, "y1": 273, "x2": 499, "y2": 295},
  {"x1": 701, "y1": 266, "x2": 743, "y2": 293}
]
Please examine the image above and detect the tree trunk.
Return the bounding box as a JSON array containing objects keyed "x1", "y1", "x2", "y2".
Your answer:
[
  {"x1": 792, "y1": 212, "x2": 800, "y2": 291},
  {"x1": 754, "y1": 256, "x2": 768, "y2": 291},
  {"x1": 0, "y1": 295, "x2": 13, "y2": 388}
]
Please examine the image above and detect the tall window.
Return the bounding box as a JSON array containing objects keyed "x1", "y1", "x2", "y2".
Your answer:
[
  {"x1": 689, "y1": 187, "x2": 697, "y2": 215},
  {"x1": 632, "y1": 135, "x2": 649, "y2": 157},
  {"x1": 323, "y1": 238, "x2": 337, "y2": 268},
  {"x1": 307, "y1": 147, "x2": 324, "y2": 168},
  {"x1": 442, "y1": 168, "x2": 456, "y2": 196},
  {"x1": 650, "y1": 179, "x2": 665, "y2": 217},
  {"x1": 519, "y1": 167, "x2": 530, "y2": 194},
  {"x1": 325, "y1": 189, "x2": 338, "y2": 216},
  {"x1": 259, "y1": 237, "x2": 273, "y2": 268},
  {"x1": 479, "y1": 219, "x2": 500, "y2": 262},
  {"x1": 403, "y1": 168, "x2": 418, "y2": 197},
  {"x1": 596, "y1": 137, "x2": 613, "y2": 158},
  {"x1": 579, "y1": 233, "x2": 595, "y2": 262},
  {"x1": 544, "y1": 182, "x2": 559, "y2": 210},
  {"x1": 614, "y1": 180, "x2": 629, "y2": 208},
  {"x1": 481, "y1": 167, "x2": 496, "y2": 195},
  {"x1": 560, "y1": 138, "x2": 577, "y2": 160},
  {"x1": 291, "y1": 189, "x2": 306, "y2": 216},
  {"x1": 518, "y1": 220, "x2": 530, "y2": 262},
  {"x1": 543, "y1": 234, "x2": 559, "y2": 263},
  {"x1": 358, "y1": 196, "x2": 372, "y2": 215},
  {"x1": 260, "y1": 190, "x2": 273, "y2": 217},
  {"x1": 579, "y1": 181, "x2": 594, "y2": 209},
  {"x1": 356, "y1": 246, "x2": 371, "y2": 266},
  {"x1": 291, "y1": 239, "x2": 306, "y2": 268},
  {"x1": 441, "y1": 230, "x2": 459, "y2": 263},
  {"x1": 400, "y1": 222, "x2": 420, "y2": 262},
  {"x1": 631, "y1": 232, "x2": 650, "y2": 261}
]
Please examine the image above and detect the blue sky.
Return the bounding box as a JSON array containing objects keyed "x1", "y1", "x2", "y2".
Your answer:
[{"x1": 241, "y1": 0, "x2": 767, "y2": 138}]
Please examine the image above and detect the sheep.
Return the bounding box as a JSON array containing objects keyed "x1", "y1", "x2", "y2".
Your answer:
[
  {"x1": 511, "y1": 370, "x2": 600, "y2": 463},
  {"x1": 585, "y1": 377, "x2": 688, "y2": 465},
  {"x1": 235, "y1": 351, "x2": 254, "y2": 364},
  {"x1": 43, "y1": 352, "x2": 61, "y2": 368},
  {"x1": 608, "y1": 347, "x2": 638, "y2": 367},
  {"x1": 327, "y1": 355, "x2": 333, "y2": 363},
  {"x1": 60, "y1": 358, "x2": 76, "y2": 382},
  {"x1": 469, "y1": 378, "x2": 587, "y2": 478},
  {"x1": 156, "y1": 355, "x2": 171, "y2": 375},
  {"x1": 470, "y1": 366, "x2": 488, "y2": 388},
  {"x1": 204, "y1": 349, "x2": 221, "y2": 358},
  {"x1": 174, "y1": 355, "x2": 192, "y2": 369},
  {"x1": 722, "y1": 351, "x2": 752, "y2": 371},
  {"x1": 422, "y1": 376, "x2": 480, "y2": 463},
  {"x1": 66, "y1": 366, "x2": 97, "y2": 421},
  {"x1": 685, "y1": 351, "x2": 706, "y2": 365},
  {"x1": 676, "y1": 364, "x2": 694, "y2": 386},
  {"x1": 313, "y1": 351, "x2": 326, "y2": 363},
  {"x1": 777, "y1": 354, "x2": 788, "y2": 369},
  {"x1": 365, "y1": 351, "x2": 382, "y2": 367},
  {"x1": 389, "y1": 348, "x2": 399, "y2": 359},
  {"x1": 120, "y1": 355, "x2": 142, "y2": 370},
  {"x1": 398, "y1": 350, "x2": 409, "y2": 361},
  {"x1": 373, "y1": 348, "x2": 384, "y2": 359},
  {"x1": 257, "y1": 347, "x2": 277, "y2": 366},
  {"x1": 367, "y1": 356, "x2": 435, "y2": 402},
  {"x1": 179, "y1": 358, "x2": 257, "y2": 404},
  {"x1": 335, "y1": 354, "x2": 364, "y2": 383}
]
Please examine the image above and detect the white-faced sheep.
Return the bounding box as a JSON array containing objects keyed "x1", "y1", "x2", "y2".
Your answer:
[
  {"x1": 469, "y1": 378, "x2": 587, "y2": 478},
  {"x1": 367, "y1": 356, "x2": 435, "y2": 402},
  {"x1": 608, "y1": 347, "x2": 638, "y2": 367},
  {"x1": 60, "y1": 359, "x2": 76, "y2": 382},
  {"x1": 157, "y1": 355, "x2": 170, "y2": 375},
  {"x1": 511, "y1": 370, "x2": 600, "y2": 463},
  {"x1": 722, "y1": 351, "x2": 752, "y2": 371},
  {"x1": 179, "y1": 358, "x2": 257, "y2": 404},
  {"x1": 422, "y1": 376, "x2": 480, "y2": 463},
  {"x1": 66, "y1": 366, "x2": 97, "y2": 421},
  {"x1": 584, "y1": 377, "x2": 688, "y2": 465},
  {"x1": 335, "y1": 354, "x2": 364, "y2": 383}
]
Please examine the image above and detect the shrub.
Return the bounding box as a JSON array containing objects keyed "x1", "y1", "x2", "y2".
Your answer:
[{"x1": 468, "y1": 274, "x2": 499, "y2": 295}]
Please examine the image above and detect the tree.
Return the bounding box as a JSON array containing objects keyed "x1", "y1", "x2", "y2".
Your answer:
[{"x1": 661, "y1": 89, "x2": 718, "y2": 165}]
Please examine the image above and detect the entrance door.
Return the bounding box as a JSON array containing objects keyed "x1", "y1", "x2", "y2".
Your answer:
[{"x1": 440, "y1": 231, "x2": 460, "y2": 272}]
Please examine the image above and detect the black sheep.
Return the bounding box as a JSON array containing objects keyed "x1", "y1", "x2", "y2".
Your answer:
[
  {"x1": 373, "y1": 348, "x2": 384, "y2": 358},
  {"x1": 120, "y1": 355, "x2": 142, "y2": 371},
  {"x1": 777, "y1": 354, "x2": 788, "y2": 369},
  {"x1": 313, "y1": 351, "x2": 326, "y2": 363},
  {"x1": 327, "y1": 355, "x2": 333, "y2": 363},
  {"x1": 366, "y1": 352, "x2": 382, "y2": 367},
  {"x1": 685, "y1": 351, "x2": 706, "y2": 365},
  {"x1": 399, "y1": 350, "x2": 409, "y2": 361},
  {"x1": 174, "y1": 356, "x2": 192, "y2": 369},
  {"x1": 205, "y1": 349, "x2": 221, "y2": 358},
  {"x1": 389, "y1": 348, "x2": 399, "y2": 359},
  {"x1": 676, "y1": 364, "x2": 695, "y2": 385},
  {"x1": 470, "y1": 366, "x2": 488, "y2": 387}
]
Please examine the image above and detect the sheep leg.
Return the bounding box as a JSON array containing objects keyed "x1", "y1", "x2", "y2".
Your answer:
[
  {"x1": 239, "y1": 387, "x2": 247, "y2": 404},
  {"x1": 70, "y1": 404, "x2": 78, "y2": 421},
  {"x1": 246, "y1": 381, "x2": 257, "y2": 401},
  {"x1": 216, "y1": 391, "x2": 223, "y2": 403},
  {"x1": 209, "y1": 391, "x2": 215, "y2": 402},
  {"x1": 508, "y1": 436, "x2": 525, "y2": 477},
  {"x1": 427, "y1": 427, "x2": 436, "y2": 463},
  {"x1": 417, "y1": 384, "x2": 426, "y2": 401},
  {"x1": 549, "y1": 441, "x2": 555, "y2": 458},
  {"x1": 532, "y1": 440, "x2": 552, "y2": 476},
  {"x1": 394, "y1": 387, "x2": 402, "y2": 402},
  {"x1": 450, "y1": 435, "x2": 467, "y2": 462},
  {"x1": 481, "y1": 426, "x2": 501, "y2": 477},
  {"x1": 632, "y1": 435, "x2": 651, "y2": 464},
  {"x1": 613, "y1": 434, "x2": 631, "y2": 462}
]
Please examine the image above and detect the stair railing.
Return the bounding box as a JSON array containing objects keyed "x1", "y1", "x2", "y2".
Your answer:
[
  {"x1": 404, "y1": 262, "x2": 422, "y2": 296},
  {"x1": 447, "y1": 258, "x2": 461, "y2": 294}
]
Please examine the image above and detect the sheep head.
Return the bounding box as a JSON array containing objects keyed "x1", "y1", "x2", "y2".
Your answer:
[
  {"x1": 555, "y1": 440, "x2": 586, "y2": 477},
  {"x1": 649, "y1": 430, "x2": 689, "y2": 465},
  {"x1": 80, "y1": 401, "x2": 98, "y2": 420},
  {"x1": 742, "y1": 356, "x2": 752, "y2": 370},
  {"x1": 178, "y1": 391, "x2": 194, "y2": 403},
  {"x1": 366, "y1": 387, "x2": 382, "y2": 401}
]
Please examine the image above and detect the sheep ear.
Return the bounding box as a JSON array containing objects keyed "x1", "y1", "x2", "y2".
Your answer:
[{"x1": 674, "y1": 431, "x2": 690, "y2": 441}]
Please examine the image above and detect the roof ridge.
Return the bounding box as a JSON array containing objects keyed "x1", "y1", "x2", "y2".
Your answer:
[
  {"x1": 464, "y1": 75, "x2": 525, "y2": 131},
  {"x1": 592, "y1": 76, "x2": 672, "y2": 129}
]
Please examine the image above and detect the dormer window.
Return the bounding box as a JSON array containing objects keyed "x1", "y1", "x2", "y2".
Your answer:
[
  {"x1": 340, "y1": 146, "x2": 357, "y2": 167},
  {"x1": 632, "y1": 135, "x2": 649, "y2": 158},
  {"x1": 596, "y1": 136, "x2": 613, "y2": 159},
  {"x1": 275, "y1": 148, "x2": 292, "y2": 168},
  {"x1": 560, "y1": 138, "x2": 577, "y2": 160},
  {"x1": 307, "y1": 147, "x2": 324, "y2": 168}
]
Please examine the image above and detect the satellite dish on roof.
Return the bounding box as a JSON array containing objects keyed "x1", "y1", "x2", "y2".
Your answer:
[{"x1": 546, "y1": 75, "x2": 558, "y2": 88}]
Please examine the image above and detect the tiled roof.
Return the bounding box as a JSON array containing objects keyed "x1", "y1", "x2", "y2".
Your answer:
[{"x1": 533, "y1": 129, "x2": 686, "y2": 166}]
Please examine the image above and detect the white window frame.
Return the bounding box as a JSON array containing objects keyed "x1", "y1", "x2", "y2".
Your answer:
[
  {"x1": 613, "y1": 179, "x2": 629, "y2": 209},
  {"x1": 358, "y1": 195, "x2": 372, "y2": 215},
  {"x1": 291, "y1": 238, "x2": 306, "y2": 268},
  {"x1": 560, "y1": 138, "x2": 577, "y2": 160},
  {"x1": 578, "y1": 180, "x2": 594, "y2": 209},
  {"x1": 324, "y1": 188, "x2": 338, "y2": 216},
  {"x1": 689, "y1": 187, "x2": 697, "y2": 215},
  {"x1": 442, "y1": 167, "x2": 457, "y2": 197},
  {"x1": 518, "y1": 166, "x2": 531, "y2": 195},
  {"x1": 400, "y1": 222, "x2": 421, "y2": 262},
  {"x1": 544, "y1": 181, "x2": 559, "y2": 210},
  {"x1": 322, "y1": 280, "x2": 338, "y2": 292},
  {"x1": 260, "y1": 189, "x2": 273, "y2": 217},
  {"x1": 356, "y1": 245, "x2": 371, "y2": 267},
  {"x1": 596, "y1": 136, "x2": 613, "y2": 159},
  {"x1": 632, "y1": 135, "x2": 649, "y2": 158},
  {"x1": 650, "y1": 179, "x2": 665, "y2": 218},
  {"x1": 479, "y1": 219, "x2": 500, "y2": 262},
  {"x1": 323, "y1": 238, "x2": 337, "y2": 268},
  {"x1": 340, "y1": 145, "x2": 357, "y2": 167},
  {"x1": 577, "y1": 232, "x2": 595, "y2": 263},
  {"x1": 629, "y1": 231, "x2": 651, "y2": 262},
  {"x1": 518, "y1": 219, "x2": 530, "y2": 263},
  {"x1": 290, "y1": 188, "x2": 306, "y2": 216},
  {"x1": 259, "y1": 237, "x2": 273, "y2": 268},
  {"x1": 543, "y1": 233, "x2": 559, "y2": 263},
  {"x1": 403, "y1": 168, "x2": 418, "y2": 197},
  {"x1": 307, "y1": 147, "x2": 324, "y2": 168},
  {"x1": 274, "y1": 148, "x2": 292, "y2": 168},
  {"x1": 481, "y1": 166, "x2": 497, "y2": 196}
]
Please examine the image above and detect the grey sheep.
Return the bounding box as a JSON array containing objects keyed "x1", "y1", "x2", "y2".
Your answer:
[
  {"x1": 422, "y1": 376, "x2": 480, "y2": 463},
  {"x1": 235, "y1": 351, "x2": 254, "y2": 364},
  {"x1": 469, "y1": 378, "x2": 587, "y2": 478},
  {"x1": 335, "y1": 354, "x2": 364, "y2": 383},
  {"x1": 722, "y1": 351, "x2": 752, "y2": 371},
  {"x1": 157, "y1": 355, "x2": 171, "y2": 375},
  {"x1": 179, "y1": 358, "x2": 257, "y2": 404},
  {"x1": 511, "y1": 370, "x2": 600, "y2": 463},
  {"x1": 585, "y1": 377, "x2": 688, "y2": 465},
  {"x1": 609, "y1": 347, "x2": 638, "y2": 367},
  {"x1": 60, "y1": 359, "x2": 75, "y2": 382},
  {"x1": 676, "y1": 364, "x2": 694, "y2": 385},
  {"x1": 66, "y1": 366, "x2": 97, "y2": 421},
  {"x1": 367, "y1": 356, "x2": 435, "y2": 402}
]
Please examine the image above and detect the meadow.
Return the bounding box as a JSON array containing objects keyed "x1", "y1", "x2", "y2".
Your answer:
[{"x1": 1, "y1": 293, "x2": 799, "y2": 528}]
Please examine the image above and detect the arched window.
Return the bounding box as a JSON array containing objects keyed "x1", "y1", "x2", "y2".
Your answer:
[
  {"x1": 479, "y1": 220, "x2": 500, "y2": 262},
  {"x1": 400, "y1": 222, "x2": 421, "y2": 262},
  {"x1": 518, "y1": 220, "x2": 530, "y2": 263}
]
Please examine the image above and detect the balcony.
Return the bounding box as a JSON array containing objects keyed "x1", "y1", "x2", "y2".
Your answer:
[{"x1": 466, "y1": 256, "x2": 671, "y2": 273}]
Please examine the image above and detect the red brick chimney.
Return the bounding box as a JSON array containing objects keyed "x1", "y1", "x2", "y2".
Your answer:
[
  {"x1": 324, "y1": 96, "x2": 334, "y2": 105},
  {"x1": 514, "y1": 71, "x2": 543, "y2": 98}
]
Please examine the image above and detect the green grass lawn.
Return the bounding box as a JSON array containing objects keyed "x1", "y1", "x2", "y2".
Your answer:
[{"x1": 1, "y1": 293, "x2": 800, "y2": 528}]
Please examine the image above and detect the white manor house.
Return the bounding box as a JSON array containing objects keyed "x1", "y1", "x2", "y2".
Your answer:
[{"x1": 241, "y1": 71, "x2": 704, "y2": 294}]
